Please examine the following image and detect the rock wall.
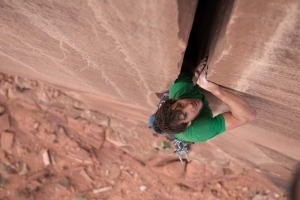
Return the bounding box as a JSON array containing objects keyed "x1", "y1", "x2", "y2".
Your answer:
[
  {"x1": 208, "y1": 0, "x2": 300, "y2": 110},
  {"x1": 206, "y1": 0, "x2": 300, "y2": 187},
  {"x1": 0, "y1": 0, "x2": 197, "y2": 116}
]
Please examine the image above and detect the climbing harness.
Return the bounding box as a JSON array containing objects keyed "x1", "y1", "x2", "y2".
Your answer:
[{"x1": 173, "y1": 139, "x2": 191, "y2": 164}]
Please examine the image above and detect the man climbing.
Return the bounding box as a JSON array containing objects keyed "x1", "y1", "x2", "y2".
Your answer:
[{"x1": 152, "y1": 57, "x2": 256, "y2": 143}]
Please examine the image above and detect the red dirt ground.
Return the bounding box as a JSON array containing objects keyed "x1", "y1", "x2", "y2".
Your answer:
[{"x1": 0, "y1": 73, "x2": 287, "y2": 200}]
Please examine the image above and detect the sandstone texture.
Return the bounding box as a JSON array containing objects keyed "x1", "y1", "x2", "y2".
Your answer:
[
  {"x1": 0, "y1": 0, "x2": 197, "y2": 115},
  {"x1": 206, "y1": 0, "x2": 300, "y2": 188},
  {"x1": 208, "y1": 0, "x2": 300, "y2": 109}
]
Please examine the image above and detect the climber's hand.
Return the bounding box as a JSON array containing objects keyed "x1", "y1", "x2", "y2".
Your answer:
[{"x1": 197, "y1": 66, "x2": 219, "y2": 93}]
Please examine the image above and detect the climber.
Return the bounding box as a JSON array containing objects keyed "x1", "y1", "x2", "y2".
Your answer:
[{"x1": 152, "y1": 57, "x2": 256, "y2": 143}]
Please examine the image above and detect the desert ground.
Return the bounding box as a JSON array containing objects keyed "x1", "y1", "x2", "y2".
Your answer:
[{"x1": 0, "y1": 74, "x2": 289, "y2": 200}]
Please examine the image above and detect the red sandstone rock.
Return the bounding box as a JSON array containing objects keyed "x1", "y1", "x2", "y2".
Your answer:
[
  {"x1": 0, "y1": 114, "x2": 10, "y2": 132},
  {"x1": 81, "y1": 124, "x2": 105, "y2": 149},
  {"x1": 0, "y1": 131, "x2": 14, "y2": 150},
  {"x1": 204, "y1": 0, "x2": 300, "y2": 180},
  {"x1": 0, "y1": 0, "x2": 197, "y2": 113},
  {"x1": 0, "y1": 105, "x2": 5, "y2": 115}
]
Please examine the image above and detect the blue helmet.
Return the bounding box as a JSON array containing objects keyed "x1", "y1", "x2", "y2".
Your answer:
[
  {"x1": 148, "y1": 91, "x2": 169, "y2": 134},
  {"x1": 148, "y1": 114, "x2": 162, "y2": 134}
]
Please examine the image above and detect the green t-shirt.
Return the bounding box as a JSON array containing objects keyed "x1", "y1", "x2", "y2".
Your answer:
[{"x1": 170, "y1": 71, "x2": 226, "y2": 142}]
